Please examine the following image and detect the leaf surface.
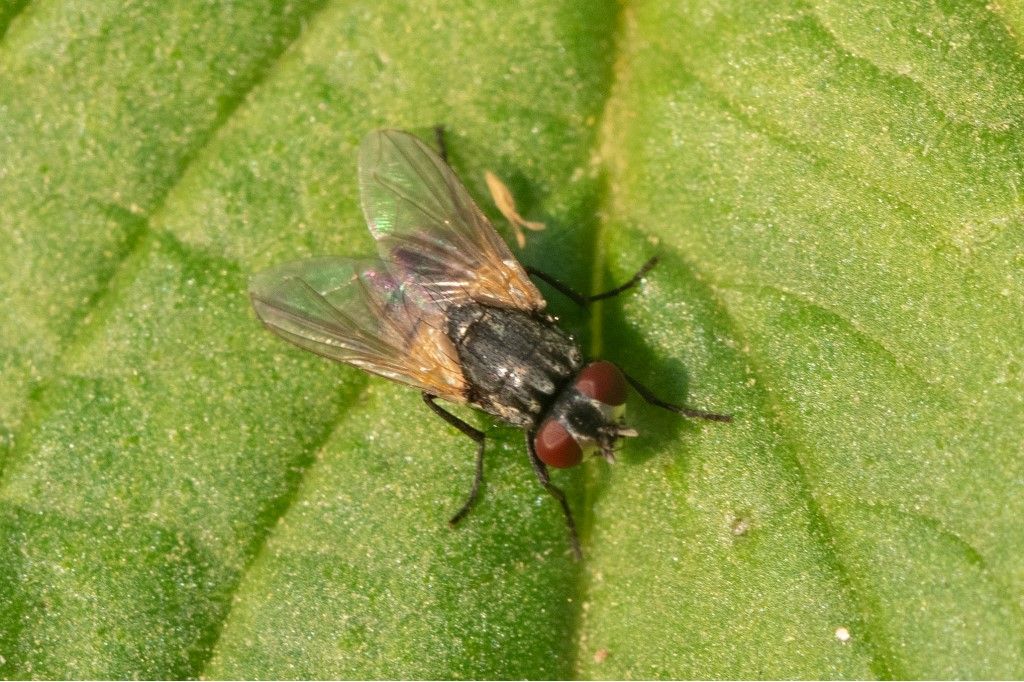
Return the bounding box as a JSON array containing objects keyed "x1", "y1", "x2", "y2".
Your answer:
[{"x1": 0, "y1": 0, "x2": 1021, "y2": 678}]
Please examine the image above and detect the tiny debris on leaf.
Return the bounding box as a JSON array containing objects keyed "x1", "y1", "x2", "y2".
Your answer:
[{"x1": 485, "y1": 170, "x2": 545, "y2": 248}]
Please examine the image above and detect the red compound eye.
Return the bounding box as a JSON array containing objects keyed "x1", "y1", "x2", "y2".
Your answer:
[
  {"x1": 534, "y1": 418, "x2": 583, "y2": 468},
  {"x1": 575, "y1": 361, "x2": 628, "y2": 406}
]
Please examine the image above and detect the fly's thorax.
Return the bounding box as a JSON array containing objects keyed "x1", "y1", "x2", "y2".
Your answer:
[
  {"x1": 446, "y1": 303, "x2": 583, "y2": 428},
  {"x1": 533, "y1": 361, "x2": 636, "y2": 468}
]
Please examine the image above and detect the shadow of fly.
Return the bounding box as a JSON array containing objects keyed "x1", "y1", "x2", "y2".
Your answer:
[{"x1": 249, "y1": 129, "x2": 730, "y2": 560}]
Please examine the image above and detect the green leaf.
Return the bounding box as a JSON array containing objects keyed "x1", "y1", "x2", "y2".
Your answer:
[{"x1": 1, "y1": 0, "x2": 1021, "y2": 678}]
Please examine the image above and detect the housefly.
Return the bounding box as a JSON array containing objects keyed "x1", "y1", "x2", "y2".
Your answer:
[{"x1": 249, "y1": 129, "x2": 731, "y2": 559}]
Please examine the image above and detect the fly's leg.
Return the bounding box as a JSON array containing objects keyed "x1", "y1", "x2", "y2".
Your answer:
[
  {"x1": 623, "y1": 373, "x2": 732, "y2": 422},
  {"x1": 423, "y1": 393, "x2": 485, "y2": 525},
  {"x1": 526, "y1": 256, "x2": 659, "y2": 307},
  {"x1": 433, "y1": 124, "x2": 449, "y2": 165},
  {"x1": 526, "y1": 431, "x2": 583, "y2": 561}
]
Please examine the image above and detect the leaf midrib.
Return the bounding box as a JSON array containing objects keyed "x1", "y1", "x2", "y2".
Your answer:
[{"x1": 587, "y1": 3, "x2": 917, "y2": 677}]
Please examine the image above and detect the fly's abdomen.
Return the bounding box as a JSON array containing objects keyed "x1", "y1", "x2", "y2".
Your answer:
[{"x1": 447, "y1": 304, "x2": 582, "y2": 427}]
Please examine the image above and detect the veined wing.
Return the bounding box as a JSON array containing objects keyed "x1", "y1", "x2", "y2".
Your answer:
[
  {"x1": 249, "y1": 256, "x2": 467, "y2": 401},
  {"x1": 358, "y1": 129, "x2": 545, "y2": 312}
]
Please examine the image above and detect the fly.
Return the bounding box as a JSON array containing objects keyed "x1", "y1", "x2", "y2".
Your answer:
[{"x1": 249, "y1": 128, "x2": 731, "y2": 560}]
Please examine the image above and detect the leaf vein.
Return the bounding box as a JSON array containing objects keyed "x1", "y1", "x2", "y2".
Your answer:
[
  {"x1": 726, "y1": 281, "x2": 941, "y2": 395},
  {"x1": 1, "y1": 0, "x2": 333, "y2": 480},
  {"x1": 801, "y1": 4, "x2": 1024, "y2": 134},
  {"x1": 668, "y1": 55, "x2": 942, "y2": 232},
  {"x1": 0, "y1": 0, "x2": 31, "y2": 43},
  {"x1": 696, "y1": 268, "x2": 899, "y2": 679},
  {"x1": 193, "y1": 377, "x2": 372, "y2": 676}
]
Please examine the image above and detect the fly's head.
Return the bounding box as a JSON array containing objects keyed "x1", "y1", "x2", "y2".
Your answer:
[{"x1": 533, "y1": 361, "x2": 638, "y2": 468}]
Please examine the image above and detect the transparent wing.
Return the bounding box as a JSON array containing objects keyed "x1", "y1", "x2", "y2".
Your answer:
[
  {"x1": 249, "y1": 256, "x2": 468, "y2": 401},
  {"x1": 358, "y1": 129, "x2": 546, "y2": 312}
]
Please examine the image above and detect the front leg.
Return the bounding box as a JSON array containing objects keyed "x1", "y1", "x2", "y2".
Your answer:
[
  {"x1": 526, "y1": 430, "x2": 583, "y2": 561},
  {"x1": 623, "y1": 373, "x2": 732, "y2": 422}
]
